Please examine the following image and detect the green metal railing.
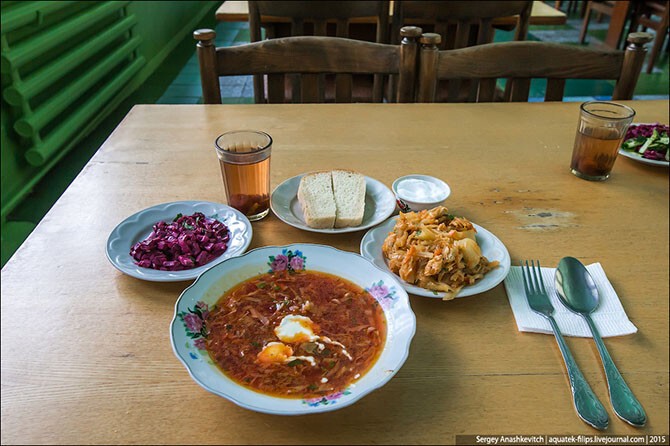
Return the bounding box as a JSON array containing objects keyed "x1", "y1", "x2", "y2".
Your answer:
[
  {"x1": 1, "y1": 1, "x2": 145, "y2": 176},
  {"x1": 0, "y1": 1, "x2": 78, "y2": 34},
  {"x1": 3, "y1": 15, "x2": 138, "y2": 106}
]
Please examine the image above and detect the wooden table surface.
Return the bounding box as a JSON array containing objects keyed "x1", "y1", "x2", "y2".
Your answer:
[
  {"x1": 1, "y1": 101, "x2": 668, "y2": 444},
  {"x1": 216, "y1": 0, "x2": 568, "y2": 26}
]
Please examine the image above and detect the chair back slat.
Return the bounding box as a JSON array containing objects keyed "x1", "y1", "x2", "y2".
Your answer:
[
  {"x1": 453, "y1": 22, "x2": 472, "y2": 50},
  {"x1": 291, "y1": 18, "x2": 304, "y2": 36},
  {"x1": 446, "y1": 79, "x2": 462, "y2": 101},
  {"x1": 465, "y1": 79, "x2": 479, "y2": 102},
  {"x1": 544, "y1": 78, "x2": 566, "y2": 101},
  {"x1": 477, "y1": 78, "x2": 497, "y2": 102},
  {"x1": 313, "y1": 19, "x2": 327, "y2": 36},
  {"x1": 439, "y1": 24, "x2": 456, "y2": 50},
  {"x1": 335, "y1": 18, "x2": 348, "y2": 38},
  {"x1": 301, "y1": 74, "x2": 320, "y2": 103},
  {"x1": 477, "y1": 18, "x2": 493, "y2": 45},
  {"x1": 508, "y1": 78, "x2": 531, "y2": 102},
  {"x1": 336, "y1": 74, "x2": 354, "y2": 103},
  {"x1": 267, "y1": 74, "x2": 285, "y2": 103}
]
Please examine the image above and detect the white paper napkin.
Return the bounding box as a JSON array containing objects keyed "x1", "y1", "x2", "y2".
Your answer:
[{"x1": 503, "y1": 263, "x2": 638, "y2": 337}]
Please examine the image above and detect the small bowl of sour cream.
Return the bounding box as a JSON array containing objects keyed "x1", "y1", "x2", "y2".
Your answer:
[{"x1": 392, "y1": 174, "x2": 451, "y2": 213}]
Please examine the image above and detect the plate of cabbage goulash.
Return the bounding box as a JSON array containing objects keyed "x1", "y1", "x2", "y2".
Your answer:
[
  {"x1": 270, "y1": 169, "x2": 396, "y2": 234},
  {"x1": 360, "y1": 206, "x2": 511, "y2": 300}
]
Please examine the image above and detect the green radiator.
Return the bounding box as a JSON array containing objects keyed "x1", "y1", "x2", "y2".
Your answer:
[{"x1": 1, "y1": 1, "x2": 145, "y2": 217}]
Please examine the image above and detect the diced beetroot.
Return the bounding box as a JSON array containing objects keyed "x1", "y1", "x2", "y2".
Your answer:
[
  {"x1": 129, "y1": 212, "x2": 230, "y2": 271},
  {"x1": 625, "y1": 123, "x2": 669, "y2": 139},
  {"x1": 642, "y1": 150, "x2": 666, "y2": 160},
  {"x1": 195, "y1": 251, "x2": 210, "y2": 264},
  {"x1": 211, "y1": 242, "x2": 227, "y2": 253}
]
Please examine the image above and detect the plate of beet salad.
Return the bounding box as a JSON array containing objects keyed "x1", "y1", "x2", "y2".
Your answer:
[
  {"x1": 106, "y1": 201, "x2": 252, "y2": 282},
  {"x1": 618, "y1": 122, "x2": 669, "y2": 167}
]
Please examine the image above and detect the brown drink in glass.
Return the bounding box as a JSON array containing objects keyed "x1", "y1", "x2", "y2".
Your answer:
[
  {"x1": 570, "y1": 101, "x2": 635, "y2": 181},
  {"x1": 215, "y1": 131, "x2": 272, "y2": 221}
]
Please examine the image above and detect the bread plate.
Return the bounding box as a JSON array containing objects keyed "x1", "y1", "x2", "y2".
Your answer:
[{"x1": 270, "y1": 174, "x2": 396, "y2": 234}]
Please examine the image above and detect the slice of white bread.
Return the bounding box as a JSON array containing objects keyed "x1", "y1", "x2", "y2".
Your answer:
[
  {"x1": 332, "y1": 169, "x2": 366, "y2": 228},
  {"x1": 297, "y1": 169, "x2": 366, "y2": 229},
  {"x1": 297, "y1": 171, "x2": 337, "y2": 229}
]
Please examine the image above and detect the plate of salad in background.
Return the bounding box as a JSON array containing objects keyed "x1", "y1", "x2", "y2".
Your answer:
[{"x1": 619, "y1": 123, "x2": 669, "y2": 167}]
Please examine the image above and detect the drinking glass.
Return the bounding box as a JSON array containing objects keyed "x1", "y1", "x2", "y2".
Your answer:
[
  {"x1": 570, "y1": 101, "x2": 635, "y2": 181},
  {"x1": 215, "y1": 130, "x2": 272, "y2": 221}
]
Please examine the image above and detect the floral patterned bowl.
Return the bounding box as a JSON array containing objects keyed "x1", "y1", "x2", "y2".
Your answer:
[{"x1": 170, "y1": 243, "x2": 416, "y2": 415}]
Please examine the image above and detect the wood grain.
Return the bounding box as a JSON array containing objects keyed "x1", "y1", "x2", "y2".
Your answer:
[{"x1": 1, "y1": 102, "x2": 668, "y2": 444}]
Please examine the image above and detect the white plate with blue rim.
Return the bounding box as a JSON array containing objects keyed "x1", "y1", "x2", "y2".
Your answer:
[
  {"x1": 106, "y1": 201, "x2": 252, "y2": 282},
  {"x1": 360, "y1": 216, "x2": 511, "y2": 299},
  {"x1": 170, "y1": 243, "x2": 416, "y2": 415}
]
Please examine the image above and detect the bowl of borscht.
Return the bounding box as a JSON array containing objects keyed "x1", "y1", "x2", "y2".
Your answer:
[{"x1": 170, "y1": 243, "x2": 415, "y2": 414}]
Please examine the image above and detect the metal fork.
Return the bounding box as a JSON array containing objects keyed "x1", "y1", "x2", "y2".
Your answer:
[{"x1": 521, "y1": 260, "x2": 609, "y2": 430}]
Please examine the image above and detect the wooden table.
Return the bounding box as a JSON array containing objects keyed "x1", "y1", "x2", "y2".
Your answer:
[
  {"x1": 216, "y1": 1, "x2": 568, "y2": 26},
  {"x1": 1, "y1": 101, "x2": 668, "y2": 444}
]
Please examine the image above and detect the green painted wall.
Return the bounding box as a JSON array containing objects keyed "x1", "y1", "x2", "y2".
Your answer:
[{"x1": 1, "y1": 1, "x2": 217, "y2": 221}]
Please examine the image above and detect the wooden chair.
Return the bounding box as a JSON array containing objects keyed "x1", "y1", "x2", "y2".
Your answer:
[
  {"x1": 416, "y1": 32, "x2": 653, "y2": 102},
  {"x1": 629, "y1": 0, "x2": 669, "y2": 73},
  {"x1": 391, "y1": 1, "x2": 532, "y2": 48},
  {"x1": 193, "y1": 27, "x2": 422, "y2": 104},
  {"x1": 579, "y1": 1, "x2": 631, "y2": 49},
  {"x1": 390, "y1": 1, "x2": 532, "y2": 102},
  {"x1": 248, "y1": 1, "x2": 390, "y2": 103},
  {"x1": 554, "y1": 1, "x2": 588, "y2": 17}
]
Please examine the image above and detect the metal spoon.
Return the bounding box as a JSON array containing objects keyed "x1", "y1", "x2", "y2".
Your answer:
[{"x1": 555, "y1": 256, "x2": 647, "y2": 427}]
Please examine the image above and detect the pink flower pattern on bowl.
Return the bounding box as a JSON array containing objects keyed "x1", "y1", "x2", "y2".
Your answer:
[
  {"x1": 396, "y1": 198, "x2": 411, "y2": 213},
  {"x1": 268, "y1": 249, "x2": 306, "y2": 273},
  {"x1": 366, "y1": 280, "x2": 398, "y2": 309},
  {"x1": 302, "y1": 388, "x2": 352, "y2": 407},
  {"x1": 178, "y1": 301, "x2": 209, "y2": 357}
]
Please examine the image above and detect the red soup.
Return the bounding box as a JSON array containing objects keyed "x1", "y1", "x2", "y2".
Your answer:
[{"x1": 205, "y1": 270, "x2": 387, "y2": 398}]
